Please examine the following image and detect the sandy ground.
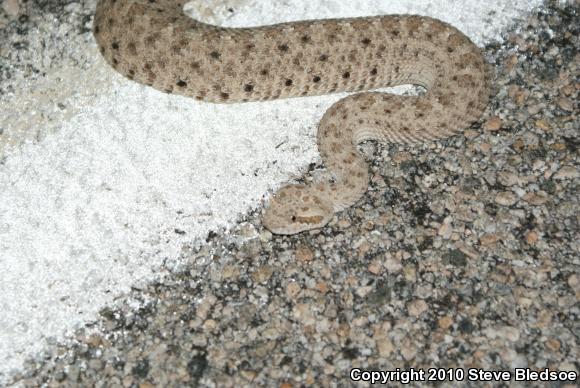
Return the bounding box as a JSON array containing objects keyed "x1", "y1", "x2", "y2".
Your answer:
[{"x1": 2, "y1": 0, "x2": 576, "y2": 385}]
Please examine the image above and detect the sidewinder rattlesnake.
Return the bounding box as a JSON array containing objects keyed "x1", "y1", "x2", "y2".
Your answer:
[{"x1": 93, "y1": 0, "x2": 491, "y2": 234}]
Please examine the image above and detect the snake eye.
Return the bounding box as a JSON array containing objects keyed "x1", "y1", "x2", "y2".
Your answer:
[{"x1": 291, "y1": 215, "x2": 297, "y2": 222}]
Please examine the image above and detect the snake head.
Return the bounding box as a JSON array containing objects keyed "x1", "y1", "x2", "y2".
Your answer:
[{"x1": 263, "y1": 184, "x2": 334, "y2": 235}]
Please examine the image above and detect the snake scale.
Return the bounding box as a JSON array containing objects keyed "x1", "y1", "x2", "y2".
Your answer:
[{"x1": 93, "y1": 0, "x2": 491, "y2": 234}]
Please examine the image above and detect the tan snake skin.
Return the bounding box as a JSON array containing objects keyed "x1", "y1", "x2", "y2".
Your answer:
[{"x1": 93, "y1": 0, "x2": 491, "y2": 234}]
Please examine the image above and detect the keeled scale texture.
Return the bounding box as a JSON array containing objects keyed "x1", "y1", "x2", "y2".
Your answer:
[{"x1": 93, "y1": 0, "x2": 491, "y2": 234}]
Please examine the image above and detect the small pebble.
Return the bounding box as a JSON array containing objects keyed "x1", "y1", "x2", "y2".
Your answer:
[
  {"x1": 438, "y1": 316, "x2": 454, "y2": 329},
  {"x1": 525, "y1": 231, "x2": 539, "y2": 245},
  {"x1": 556, "y1": 97, "x2": 573, "y2": 111},
  {"x1": 553, "y1": 165, "x2": 578, "y2": 180},
  {"x1": 407, "y1": 299, "x2": 428, "y2": 317},
  {"x1": 495, "y1": 191, "x2": 518, "y2": 206},
  {"x1": 294, "y1": 245, "x2": 314, "y2": 261},
  {"x1": 483, "y1": 116, "x2": 503, "y2": 131}
]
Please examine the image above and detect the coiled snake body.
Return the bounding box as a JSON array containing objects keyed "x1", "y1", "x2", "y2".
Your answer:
[{"x1": 93, "y1": 0, "x2": 491, "y2": 234}]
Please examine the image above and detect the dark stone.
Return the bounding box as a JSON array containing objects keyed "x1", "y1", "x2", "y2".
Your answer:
[
  {"x1": 443, "y1": 249, "x2": 467, "y2": 267},
  {"x1": 187, "y1": 353, "x2": 208, "y2": 379}
]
